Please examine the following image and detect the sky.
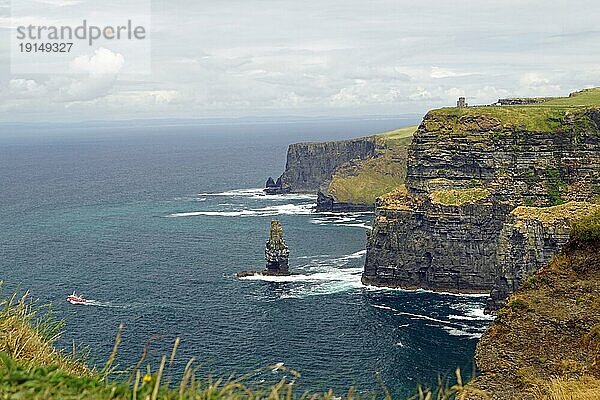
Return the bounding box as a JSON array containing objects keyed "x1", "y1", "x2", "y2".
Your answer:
[{"x1": 0, "y1": 0, "x2": 599, "y2": 122}]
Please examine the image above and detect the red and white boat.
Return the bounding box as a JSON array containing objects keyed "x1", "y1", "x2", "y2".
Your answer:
[{"x1": 67, "y1": 292, "x2": 89, "y2": 305}]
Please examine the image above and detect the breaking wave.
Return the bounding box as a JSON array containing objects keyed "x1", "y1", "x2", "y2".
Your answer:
[
  {"x1": 197, "y1": 188, "x2": 317, "y2": 201},
  {"x1": 168, "y1": 203, "x2": 315, "y2": 218},
  {"x1": 240, "y1": 249, "x2": 367, "y2": 298},
  {"x1": 310, "y1": 213, "x2": 373, "y2": 229}
]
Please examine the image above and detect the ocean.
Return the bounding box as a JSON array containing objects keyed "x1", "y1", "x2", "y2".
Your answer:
[{"x1": 0, "y1": 118, "x2": 492, "y2": 397}]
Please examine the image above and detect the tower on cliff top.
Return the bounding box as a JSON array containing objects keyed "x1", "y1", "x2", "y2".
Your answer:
[
  {"x1": 457, "y1": 97, "x2": 467, "y2": 108},
  {"x1": 265, "y1": 220, "x2": 290, "y2": 275}
]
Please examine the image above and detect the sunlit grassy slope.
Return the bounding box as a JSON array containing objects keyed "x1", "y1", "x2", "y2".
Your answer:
[{"x1": 327, "y1": 126, "x2": 417, "y2": 206}]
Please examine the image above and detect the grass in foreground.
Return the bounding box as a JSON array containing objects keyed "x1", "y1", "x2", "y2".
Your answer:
[{"x1": 3, "y1": 285, "x2": 599, "y2": 399}]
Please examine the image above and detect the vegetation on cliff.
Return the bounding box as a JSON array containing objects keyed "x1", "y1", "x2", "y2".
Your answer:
[
  {"x1": 429, "y1": 188, "x2": 491, "y2": 206},
  {"x1": 468, "y1": 233, "x2": 600, "y2": 399},
  {"x1": 426, "y1": 88, "x2": 600, "y2": 134},
  {"x1": 325, "y1": 126, "x2": 416, "y2": 206}
]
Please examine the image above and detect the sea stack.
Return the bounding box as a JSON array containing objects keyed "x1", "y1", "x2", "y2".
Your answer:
[{"x1": 264, "y1": 219, "x2": 290, "y2": 275}]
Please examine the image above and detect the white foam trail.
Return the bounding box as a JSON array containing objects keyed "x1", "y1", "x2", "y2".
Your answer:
[
  {"x1": 373, "y1": 304, "x2": 397, "y2": 311},
  {"x1": 168, "y1": 203, "x2": 315, "y2": 218},
  {"x1": 197, "y1": 188, "x2": 316, "y2": 201},
  {"x1": 395, "y1": 311, "x2": 457, "y2": 326},
  {"x1": 441, "y1": 326, "x2": 483, "y2": 339}
]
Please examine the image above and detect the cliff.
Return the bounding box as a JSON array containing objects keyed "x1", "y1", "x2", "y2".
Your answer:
[
  {"x1": 319, "y1": 126, "x2": 415, "y2": 211},
  {"x1": 466, "y1": 225, "x2": 600, "y2": 399},
  {"x1": 487, "y1": 202, "x2": 600, "y2": 312},
  {"x1": 268, "y1": 126, "x2": 416, "y2": 211},
  {"x1": 364, "y1": 88, "x2": 600, "y2": 293},
  {"x1": 278, "y1": 138, "x2": 377, "y2": 193}
]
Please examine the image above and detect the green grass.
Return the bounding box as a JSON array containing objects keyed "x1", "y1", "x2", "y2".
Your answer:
[
  {"x1": 427, "y1": 88, "x2": 600, "y2": 133},
  {"x1": 326, "y1": 126, "x2": 417, "y2": 206},
  {"x1": 429, "y1": 188, "x2": 491, "y2": 206},
  {"x1": 543, "y1": 88, "x2": 600, "y2": 107},
  {"x1": 374, "y1": 126, "x2": 418, "y2": 147},
  {"x1": 571, "y1": 207, "x2": 600, "y2": 243}
]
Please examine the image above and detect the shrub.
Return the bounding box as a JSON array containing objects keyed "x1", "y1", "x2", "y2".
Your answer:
[{"x1": 571, "y1": 208, "x2": 600, "y2": 243}]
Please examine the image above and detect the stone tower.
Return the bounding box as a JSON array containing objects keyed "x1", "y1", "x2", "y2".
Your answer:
[
  {"x1": 457, "y1": 97, "x2": 467, "y2": 108},
  {"x1": 265, "y1": 220, "x2": 290, "y2": 275}
]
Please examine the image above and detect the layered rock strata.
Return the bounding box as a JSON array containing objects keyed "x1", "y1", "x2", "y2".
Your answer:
[
  {"x1": 364, "y1": 103, "x2": 600, "y2": 293},
  {"x1": 486, "y1": 201, "x2": 600, "y2": 311},
  {"x1": 264, "y1": 220, "x2": 290, "y2": 275}
]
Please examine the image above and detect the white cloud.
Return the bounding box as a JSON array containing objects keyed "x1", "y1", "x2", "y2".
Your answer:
[
  {"x1": 431, "y1": 67, "x2": 475, "y2": 79},
  {"x1": 1, "y1": 0, "x2": 600, "y2": 121},
  {"x1": 70, "y1": 48, "x2": 125, "y2": 76}
]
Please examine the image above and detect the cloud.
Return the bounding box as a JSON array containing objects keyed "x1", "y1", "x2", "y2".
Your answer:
[
  {"x1": 70, "y1": 48, "x2": 125, "y2": 76},
  {"x1": 431, "y1": 67, "x2": 475, "y2": 79},
  {"x1": 1, "y1": 0, "x2": 600, "y2": 121}
]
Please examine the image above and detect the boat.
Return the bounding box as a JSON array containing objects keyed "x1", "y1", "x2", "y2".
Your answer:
[{"x1": 67, "y1": 292, "x2": 89, "y2": 305}]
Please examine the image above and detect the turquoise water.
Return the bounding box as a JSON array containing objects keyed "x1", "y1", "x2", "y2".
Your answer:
[{"x1": 0, "y1": 119, "x2": 492, "y2": 397}]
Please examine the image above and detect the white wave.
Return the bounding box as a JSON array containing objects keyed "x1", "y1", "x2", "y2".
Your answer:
[
  {"x1": 167, "y1": 203, "x2": 315, "y2": 218},
  {"x1": 197, "y1": 188, "x2": 317, "y2": 201},
  {"x1": 198, "y1": 188, "x2": 265, "y2": 197},
  {"x1": 373, "y1": 304, "x2": 397, "y2": 311},
  {"x1": 450, "y1": 303, "x2": 496, "y2": 321},
  {"x1": 395, "y1": 311, "x2": 457, "y2": 326},
  {"x1": 364, "y1": 285, "x2": 490, "y2": 298},
  {"x1": 240, "y1": 267, "x2": 363, "y2": 284},
  {"x1": 310, "y1": 214, "x2": 372, "y2": 229},
  {"x1": 441, "y1": 326, "x2": 483, "y2": 339},
  {"x1": 395, "y1": 341, "x2": 407, "y2": 348},
  {"x1": 345, "y1": 223, "x2": 373, "y2": 230}
]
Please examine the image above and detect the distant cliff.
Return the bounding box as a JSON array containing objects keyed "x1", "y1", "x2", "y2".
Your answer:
[
  {"x1": 364, "y1": 88, "x2": 600, "y2": 294},
  {"x1": 270, "y1": 126, "x2": 416, "y2": 211},
  {"x1": 278, "y1": 138, "x2": 376, "y2": 193}
]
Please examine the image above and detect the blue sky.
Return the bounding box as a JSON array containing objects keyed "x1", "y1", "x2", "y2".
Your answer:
[{"x1": 0, "y1": 0, "x2": 599, "y2": 122}]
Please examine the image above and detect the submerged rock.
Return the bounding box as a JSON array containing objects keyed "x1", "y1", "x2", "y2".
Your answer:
[{"x1": 264, "y1": 220, "x2": 290, "y2": 275}]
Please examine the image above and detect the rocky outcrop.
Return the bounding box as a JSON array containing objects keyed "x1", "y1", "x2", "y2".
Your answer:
[
  {"x1": 264, "y1": 220, "x2": 290, "y2": 275},
  {"x1": 264, "y1": 176, "x2": 284, "y2": 195},
  {"x1": 466, "y1": 237, "x2": 600, "y2": 399},
  {"x1": 363, "y1": 186, "x2": 510, "y2": 292},
  {"x1": 315, "y1": 191, "x2": 373, "y2": 212},
  {"x1": 486, "y1": 202, "x2": 600, "y2": 312},
  {"x1": 277, "y1": 138, "x2": 376, "y2": 193},
  {"x1": 364, "y1": 96, "x2": 600, "y2": 293}
]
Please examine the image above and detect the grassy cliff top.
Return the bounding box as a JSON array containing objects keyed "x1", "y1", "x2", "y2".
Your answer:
[
  {"x1": 373, "y1": 125, "x2": 418, "y2": 146},
  {"x1": 510, "y1": 201, "x2": 600, "y2": 226},
  {"x1": 326, "y1": 126, "x2": 417, "y2": 206},
  {"x1": 427, "y1": 88, "x2": 600, "y2": 133},
  {"x1": 429, "y1": 187, "x2": 491, "y2": 206}
]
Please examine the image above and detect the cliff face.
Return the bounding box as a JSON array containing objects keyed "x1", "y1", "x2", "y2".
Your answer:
[
  {"x1": 486, "y1": 202, "x2": 600, "y2": 311},
  {"x1": 466, "y1": 238, "x2": 600, "y2": 399},
  {"x1": 279, "y1": 138, "x2": 376, "y2": 193},
  {"x1": 364, "y1": 187, "x2": 510, "y2": 292},
  {"x1": 364, "y1": 93, "x2": 600, "y2": 293}
]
